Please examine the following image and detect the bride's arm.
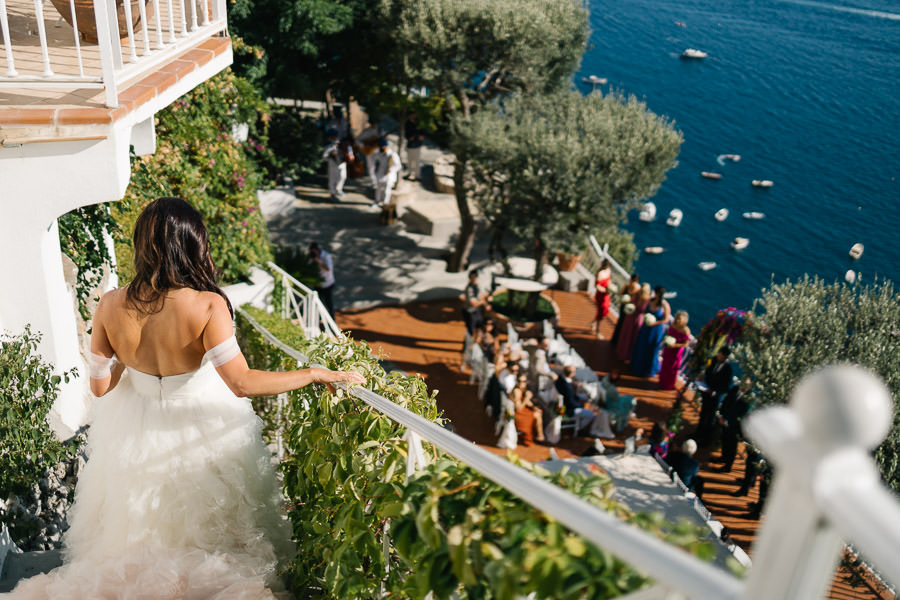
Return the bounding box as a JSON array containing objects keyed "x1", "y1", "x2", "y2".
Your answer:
[
  {"x1": 204, "y1": 296, "x2": 365, "y2": 397},
  {"x1": 89, "y1": 296, "x2": 123, "y2": 397}
]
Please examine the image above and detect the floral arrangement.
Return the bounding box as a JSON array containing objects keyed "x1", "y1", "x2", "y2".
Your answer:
[
  {"x1": 608, "y1": 282, "x2": 620, "y2": 294},
  {"x1": 643, "y1": 313, "x2": 657, "y2": 327},
  {"x1": 621, "y1": 294, "x2": 631, "y2": 304},
  {"x1": 547, "y1": 398, "x2": 566, "y2": 419},
  {"x1": 663, "y1": 335, "x2": 676, "y2": 347},
  {"x1": 624, "y1": 303, "x2": 636, "y2": 315},
  {"x1": 685, "y1": 306, "x2": 753, "y2": 378}
]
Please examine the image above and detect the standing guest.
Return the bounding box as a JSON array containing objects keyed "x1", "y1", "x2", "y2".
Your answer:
[
  {"x1": 658, "y1": 310, "x2": 692, "y2": 390},
  {"x1": 590, "y1": 259, "x2": 613, "y2": 338},
  {"x1": 462, "y1": 269, "x2": 488, "y2": 334},
  {"x1": 308, "y1": 242, "x2": 335, "y2": 318},
  {"x1": 404, "y1": 113, "x2": 425, "y2": 181},
  {"x1": 716, "y1": 376, "x2": 752, "y2": 472},
  {"x1": 696, "y1": 346, "x2": 734, "y2": 445},
  {"x1": 630, "y1": 286, "x2": 671, "y2": 377},
  {"x1": 373, "y1": 138, "x2": 401, "y2": 208},
  {"x1": 616, "y1": 283, "x2": 651, "y2": 362},
  {"x1": 322, "y1": 129, "x2": 346, "y2": 201},
  {"x1": 512, "y1": 374, "x2": 545, "y2": 445},
  {"x1": 611, "y1": 273, "x2": 640, "y2": 346},
  {"x1": 665, "y1": 439, "x2": 702, "y2": 495},
  {"x1": 355, "y1": 120, "x2": 380, "y2": 187},
  {"x1": 474, "y1": 318, "x2": 500, "y2": 364}
]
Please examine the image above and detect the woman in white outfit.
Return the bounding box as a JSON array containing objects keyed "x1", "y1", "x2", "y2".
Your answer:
[{"x1": 7, "y1": 197, "x2": 365, "y2": 599}]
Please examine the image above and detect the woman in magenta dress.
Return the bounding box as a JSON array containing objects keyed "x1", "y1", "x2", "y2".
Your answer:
[
  {"x1": 590, "y1": 260, "x2": 612, "y2": 337},
  {"x1": 658, "y1": 310, "x2": 692, "y2": 390},
  {"x1": 615, "y1": 283, "x2": 651, "y2": 362}
]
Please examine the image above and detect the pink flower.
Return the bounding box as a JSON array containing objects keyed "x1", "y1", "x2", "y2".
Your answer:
[
  {"x1": 242, "y1": 220, "x2": 248, "y2": 226},
  {"x1": 248, "y1": 207, "x2": 257, "y2": 212},
  {"x1": 209, "y1": 159, "x2": 216, "y2": 166}
]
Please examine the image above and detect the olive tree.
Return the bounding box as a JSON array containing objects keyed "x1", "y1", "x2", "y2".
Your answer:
[
  {"x1": 384, "y1": 0, "x2": 590, "y2": 271},
  {"x1": 735, "y1": 276, "x2": 900, "y2": 493},
  {"x1": 451, "y1": 90, "x2": 682, "y2": 279}
]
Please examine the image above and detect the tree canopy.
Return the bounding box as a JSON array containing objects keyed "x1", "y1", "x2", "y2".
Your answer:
[
  {"x1": 735, "y1": 276, "x2": 900, "y2": 493},
  {"x1": 451, "y1": 90, "x2": 682, "y2": 275}
]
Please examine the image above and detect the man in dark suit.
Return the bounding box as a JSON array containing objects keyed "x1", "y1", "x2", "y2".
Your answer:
[
  {"x1": 716, "y1": 376, "x2": 752, "y2": 472},
  {"x1": 553, "y1": 366, "x2": 595, "y2": 433},
  {"x1": 696, "y1": 346, "x2": 733, "y2": 445}
]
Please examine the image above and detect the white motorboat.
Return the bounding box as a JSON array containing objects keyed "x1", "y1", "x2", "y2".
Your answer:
[
  {"x1": 681, "y1": 48, "x2": 708, "y2": 59},
  {"x1": 752, "y1": 179, "x2": 774, "y2": 188},
  {"x1": 714, "y1": 208, "x2": 729, "y2": 222},
  {"x1": 701, "y1": 171, "x2": 723, "y2": 180},
  {"x1": 644, "y1": 246, "x2": 665, "y2": 255},
  {"x1": 639, "y1": 202, "x2": 657, "y2": 222},
  {"x1": 663, "y1": 291, "x2": 678, "y2": 299},
  {"x1": 666, "y1": 208, "x2": 683, "y2": 227},
  {"x1": 849, "y1": 243, "x2": 864, "y2": 259},
  {"x1": 582, "y1": 75, "x2": 608, "y2": 85},
  {"x1": 716, "y1": 154, "x2": 742, "y2": 166},
  {"x1": 742, "y1": 212, "x2": 766, "y2": 220},
  {"x1": 731, "y1": 237, "x2": 750, "y2": 250},
  {"x1": 698, "y1": 261, "x2": 718, "y2": 271},
  {"x1": 845, "y1": 270, "x2": 857, "y2": 284}
]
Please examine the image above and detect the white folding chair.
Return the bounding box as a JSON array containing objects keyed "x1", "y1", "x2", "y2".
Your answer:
[
  {"x1": 468, "y1": 344, "x2": 485, "y2": 385},
  {"x1": 506, "y1": 322, "x2": 519, "y2": 346}
]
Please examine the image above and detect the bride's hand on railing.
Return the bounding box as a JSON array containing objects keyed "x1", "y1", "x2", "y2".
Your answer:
[{"x1": 315, "y1": 368, "x2": 366, "y2": 394}]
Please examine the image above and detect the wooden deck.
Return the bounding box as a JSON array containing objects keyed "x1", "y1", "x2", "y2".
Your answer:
[{"x1": 336, "y1": 289, "x2": 892, "y2": 600}]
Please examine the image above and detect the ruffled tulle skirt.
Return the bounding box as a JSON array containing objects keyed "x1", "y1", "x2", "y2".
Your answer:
[{"x1": 7, "y1": 362, "x2": 294, "y2": 599}]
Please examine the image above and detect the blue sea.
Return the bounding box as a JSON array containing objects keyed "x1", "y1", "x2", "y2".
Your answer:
[{"x1": 577, "y1": 0, "x2": 900, "y2": 324}]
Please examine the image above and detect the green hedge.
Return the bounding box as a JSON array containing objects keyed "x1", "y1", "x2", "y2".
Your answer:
[{"x1": 236, "y1": 307, "x2": 715, "y2": 599}]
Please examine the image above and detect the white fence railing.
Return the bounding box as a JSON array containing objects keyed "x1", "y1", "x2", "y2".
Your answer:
[
  {"x1": 0, "y1": 0, "x2": 227, "y2": 106},
  {"x1": 253, "y1": 271, "x2": 900, "y2": 600},
  {"x1": 267, "y1": 261, "x2": 342, "y2": 340}
]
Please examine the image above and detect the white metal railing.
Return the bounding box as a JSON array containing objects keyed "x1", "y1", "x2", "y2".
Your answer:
[
  {"x1": 267, "y1": 261, "x2": 342, "y2": 340},
  {"x1": 0, "y1": 0, "x2": 227, "y2": 106},
  {"x1": 244, "y1": 279, "x2": 900, "y2": 599}
]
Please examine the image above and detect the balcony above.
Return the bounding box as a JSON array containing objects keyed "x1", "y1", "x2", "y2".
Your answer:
[{"x1": 0, "y1": 0, "x2": 232, "y2": 145}]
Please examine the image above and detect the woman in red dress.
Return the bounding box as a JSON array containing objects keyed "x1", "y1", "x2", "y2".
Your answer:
[
  {"x1": 658, "y1": 310, "x2": 692, "y2": 390},
  {"x1": 590, "y1": 259, "x2": 612, "y2": 337}
]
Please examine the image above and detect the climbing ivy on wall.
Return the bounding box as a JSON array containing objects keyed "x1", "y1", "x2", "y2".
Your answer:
[
  {"x1": 57, "y1": 204, "x2": 119, "y2": 321},
  {"x1": 236, "y1": 307, "x2": 716, "y2": 599}
]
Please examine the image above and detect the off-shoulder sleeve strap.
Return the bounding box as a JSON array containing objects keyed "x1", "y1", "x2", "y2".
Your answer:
[
  {"x1": 87, "y1": 351, "x2": 117, "y2": 380},
  {"x1": 204, "y1": 335, "x2": 241, "y2": 367}
]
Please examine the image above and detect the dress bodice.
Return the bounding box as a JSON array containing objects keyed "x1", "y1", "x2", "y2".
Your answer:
[{"x1": 125, "y1": 360, "x2": 219, "y2": 400}]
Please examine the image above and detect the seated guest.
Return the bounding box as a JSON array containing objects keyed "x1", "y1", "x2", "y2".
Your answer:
[
  {"x1": 499, "y1": 361, "x2": 520, "y2": 395},
  {"x1": 474, "y1": 318, "x2": 500, "y2": 364},
  {"x1": 511, "y1": 375, "x2": 545, "y2": 445},
  {"x1": 648, "y1": 422, "x2": 673, "y2": 458},
  {"x1": 554, "y1": 365, "x2": 595, "y2": 433},
  {"x1": 526, "y1": 336, "x2": 557, "y2": 388},
  {"x1": 483, "y1": 363, "x2": 504, "y2": 420},
  {"x1": 665, "y1": 439, "x2": 702, "y2": 495}
]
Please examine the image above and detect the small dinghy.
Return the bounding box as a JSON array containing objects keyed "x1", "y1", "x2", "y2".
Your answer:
[
  {"x1": 845, "y1": 270, "x2": 857, "y2": 284},
  {"x1": 639, "y1": 202, "x2": 657, "y2": 222},
  {"x1": 714, "y1": 208, "x2": 729, "y2": 221},
  {"x1": 698, "y1": 261, "x2": 718, "y2": 271},
  {"x1": 731, "y1": 237, "x2": 750, "y2": 250},
  {"x1": 681, "y1": 48, "x2": 707, "y2": 59},
  {"x1": 663, "y1": 291, "x2": 678, "y2": 299},
  {"x1": 849, "y1": 243, "x2": 864, "y2": 259},
  {"x1": 666, "y1": 208, "x2": 683, "y2": 227},
  {"x1": 752, "y1": 179, "x2": 774, "y2": 188},
  {"x1": 701, "y1": 171, "x2": 723, "y2": 180},
  {"x1": 644, "y1": 246, "x2": 665, "y2": 255},
  {"x1": 742, "y1": 212, "x2": 765, "y2": 220},
  {"x1": 716, "y1": 154, "x2": 742, "y2": 166},
  {"x1": 582, "y1": 74, "x2": 608, "y2": 85}
]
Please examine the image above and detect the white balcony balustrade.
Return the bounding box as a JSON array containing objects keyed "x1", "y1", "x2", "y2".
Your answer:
[{"x1": 0, "y1": 0, "x2": 227, "y2": 106}]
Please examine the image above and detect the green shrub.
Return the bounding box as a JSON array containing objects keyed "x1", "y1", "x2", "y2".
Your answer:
[
  {"x1": 267, "y1": 108, "x2": 326, "y2": 180},
  {"x1": 112, "y1": 69, "x2": 273, "y2": 285},
  {"x1": 490, "y1": 291, "x2": 555, "y2": 323},
  {"x1": 235, "y1": 307, "x2": 715, "y2": 599}
]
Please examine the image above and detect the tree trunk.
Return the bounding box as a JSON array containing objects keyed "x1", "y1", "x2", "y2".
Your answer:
[
  {"x1": 448, "y1": 157, "x2": 475, "y2": 272},
  {"x1": 525, "y1": 240, "x2": 549, "y2": 318}
]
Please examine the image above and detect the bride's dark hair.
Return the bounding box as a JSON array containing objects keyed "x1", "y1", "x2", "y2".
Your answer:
[{"x1": 126, "y1": 197, "x2": 233, "y2": 317}]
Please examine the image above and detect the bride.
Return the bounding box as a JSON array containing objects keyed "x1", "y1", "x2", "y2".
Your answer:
[{"x1": 7, "y1": 197, "x2": 365, "y2": 598}]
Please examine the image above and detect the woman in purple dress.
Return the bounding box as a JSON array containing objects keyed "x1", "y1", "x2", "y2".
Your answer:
[
  {"x1": 615, "y1": 283, "x2": 651, "y2": 362},
  {"x1": 658, "y1": 310, "x2": 691, "y2": 390}
]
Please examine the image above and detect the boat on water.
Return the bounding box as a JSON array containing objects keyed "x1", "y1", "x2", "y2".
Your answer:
[
  {"x1": 849, "y1": 243, "x2": 864, "y2": 259},
  {"x1": 639, "y1": 202, "x2": 657, "y2": 222},
  {"x1": 644, "y1": 246, "x2": 665, "y2": 255},
  {"x1": 716, "y1": 154, "x2": 742, "y2": 166},
  {"x1": 701, "y1": 171, "x2": 723, "y2": 180},
  {"x1": 663, "y1": 291, "x2": 678, "y2": 300},
  {"x1": 752, "y1": 179, "x2": 774, "y2": 188},
  {"x1": 715, "y1": 208, "x2": 729, "y2": 221},
  {"x1": 845, "y1": 270, "x2": 857, "y2": 284},
  {"x1": 742, "y1": 211, "x2": 765, "y2": 220},
  {"x1": 698, "y1": 261, "x2": 717, "y2": 271},
  {"x1": 582, "y1": 75, "x2": 608, "y2": 85},
  {"x1": 731, "y1": 237, "x2": 750, "y2": 250},
  {"x1": 666, "y1": 208, "x2": 683, "y2": 227},
  {"x1": 681, "y1": 48, "x2": 707, "y2": 59}
]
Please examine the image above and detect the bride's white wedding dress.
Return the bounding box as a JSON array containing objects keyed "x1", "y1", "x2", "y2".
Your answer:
[{"x1": 7, "y1": 359, "x2": 294, "y2": 599}]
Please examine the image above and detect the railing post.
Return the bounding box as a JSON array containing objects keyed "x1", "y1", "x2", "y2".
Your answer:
[
  {"x1": 403, "y1": 429, "x2": 427, "y2": 481},
  {"x1": 281, "y1": 274, "x2": 288, "y2": 320},
  {"x1": 93, "y1": 0, "x2": 120, "y2": 106},
  {"x1": 742, "y1": 365, "x2": 895, "y2": 599}
]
